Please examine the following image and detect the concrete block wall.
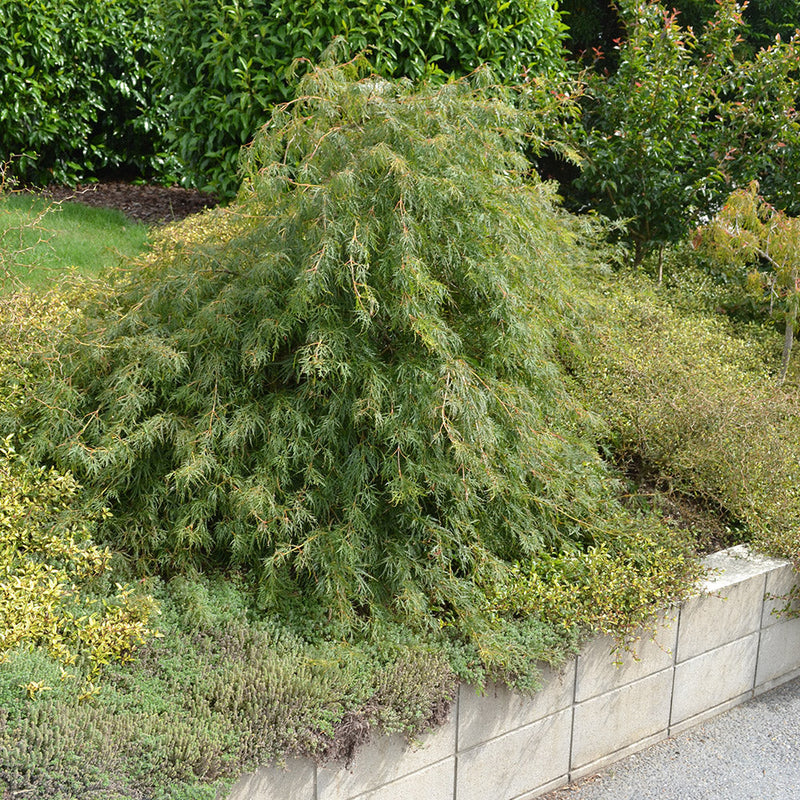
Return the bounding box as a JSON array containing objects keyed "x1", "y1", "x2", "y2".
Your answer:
[{"x1": 229, "y1": 545, "x2": 800, "y2": 800}]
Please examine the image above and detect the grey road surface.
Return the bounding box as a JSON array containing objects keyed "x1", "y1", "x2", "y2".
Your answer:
[{"x1": 540, "y1": 676, "x2": 800, "y2": 800}]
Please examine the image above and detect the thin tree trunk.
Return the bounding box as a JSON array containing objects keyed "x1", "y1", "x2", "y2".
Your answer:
[
  {"x1": 632, "y1": 239, "x2": 645, "y2": 269},
  {"x1": 657, "y1": 245, "x2": 664, "y2": 286},
  {"x1": 779, "y1": 306, "x2": 796, "y2": 384}
]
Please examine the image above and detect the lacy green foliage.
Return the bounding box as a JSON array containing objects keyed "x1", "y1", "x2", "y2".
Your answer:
[
  {"x1": 153, "y1": 1, "x2": 568, "y2": 194},
  {"x1": 0, "y1": 578, "x2": 457, "y2": 799},
  {"x1": 578, "y1": 279, "x2": 800, "y2": 568},
  {"x1": 574, "y1": 0, "x2": 800, "y2": 263},
  {"x1": 0, "y1": 0, "x2": 173, "y2": 186},
  {"x1": 15, "y1": 64, "x2": 697, "y2": 679}
]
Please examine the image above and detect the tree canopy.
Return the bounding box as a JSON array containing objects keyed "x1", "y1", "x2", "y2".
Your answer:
[{"x1": 572, "y1": 0, "x2": 800, "y2": 265}]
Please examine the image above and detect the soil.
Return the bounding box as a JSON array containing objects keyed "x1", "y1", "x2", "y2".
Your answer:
[
  {"x1": 38, "y1": 181, "x2": 219, "y2": 226},
  {"x1": 618, "y1": 454, "x2": 741, "y2": 555}
]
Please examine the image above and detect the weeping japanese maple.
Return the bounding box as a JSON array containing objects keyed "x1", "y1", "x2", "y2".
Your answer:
[{"x1": 22, "y1": 60, "x2": 631, "y2": 633}]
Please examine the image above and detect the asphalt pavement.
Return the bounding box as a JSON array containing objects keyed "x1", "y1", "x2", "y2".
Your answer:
[{"x1": 540, "y1": 676, "x2": 800, "y2": 800}]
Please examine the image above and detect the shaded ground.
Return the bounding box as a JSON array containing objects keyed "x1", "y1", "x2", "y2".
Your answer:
[
  {"x1": 39, "y1": 182, "x2": 219, "y2": 226},
  {"x1": 617, "y1": 454, "x2": 741, "y2": 555}
]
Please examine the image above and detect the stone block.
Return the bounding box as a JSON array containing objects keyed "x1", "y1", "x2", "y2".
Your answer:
[
  {"x1": 754, "y1": 666, "x2": 800, "y2": 697},
  {"x1": 755, "y1": 615, "x2": 800, "y2": 688},
  {"x1": 575, "y1": 612, "x2": 677, "y2": 703},
  {"x1": 316, "y1": 717, "x2": 455, "y2": 800},
  {"x1": 701, "y1": 545, "x2": 786, "y2": 591},
  {"x1": 570, "y1": 668, "x2": 672, "y2": 770},
  {"x1": 227, "y1": 758, "x2": 315, "y2": 800},
  {"x1": 762, "y1": 563, "x2": 800, "y2": 628},
  {"x1": 458, "y1": 661, "x2": 575, "y2": 752},
  {"x1": 337, "y1": 758, "x2": 455, "y2": 800},
  {"x1": 670, "y1": 633, "x2": 758, "y2": 725},
  {"x1": 676, "y1": 577, "x2": 763, "y2": 662},
  {"x1": 456, "y1": 708, "x2": 572, "y2": 800}
]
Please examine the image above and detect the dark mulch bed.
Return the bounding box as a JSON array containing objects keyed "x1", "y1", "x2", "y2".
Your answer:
[{"x1": 39, "y1": 182, "x2": 219, "y2": 226}]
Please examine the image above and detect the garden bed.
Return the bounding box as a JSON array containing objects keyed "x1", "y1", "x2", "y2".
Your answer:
[
  {"x1": 35, "y1": 182, "x2": 218, "y2": 226},
  {"x1": 229, "y1": 545, "x2": 800, "y2": 800}
]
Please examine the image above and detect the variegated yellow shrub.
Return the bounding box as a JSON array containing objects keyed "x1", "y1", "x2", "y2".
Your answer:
[
  {"x1": 0, "y1": 438, "x2": 158, "y2": 680},
  {"x1": 0, "y1": 290, "x2": 158, "y2": 689}
]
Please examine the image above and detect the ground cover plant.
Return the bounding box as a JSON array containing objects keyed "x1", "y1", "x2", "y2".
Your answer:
[
  {"x1": 0, "y1": 61, "x2": 710, "y2": 798},
  {"x1": 576, "y1": 273, "x2": 800, "y2": 571}
]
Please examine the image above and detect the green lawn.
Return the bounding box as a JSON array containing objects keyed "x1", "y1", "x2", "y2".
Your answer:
[{"x1": 0, "y1": 193, "x2": 150, "y2": 290}]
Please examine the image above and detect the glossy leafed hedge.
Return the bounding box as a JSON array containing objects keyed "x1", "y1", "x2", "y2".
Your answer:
[
  {"x1": 153, "y1": 0, "x2": 567, "y2": 195},
  {"x1": 1, "y1": 0, "x2": 566, "y2": 195},
  {"x1": 0, "y1": 0, "x2": 171, "y2": 185}
]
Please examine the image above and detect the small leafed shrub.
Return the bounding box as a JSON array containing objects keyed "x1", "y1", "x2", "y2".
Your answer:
[
  {"x1": 0, "y1": 290, "x2": 158, "y2": 690},
  {"x1": 578, "y1": 278, "x2": 800, "y2": 568},
  {"x1": 0, "y1": 441, "x2": 157, "y2": 682}
]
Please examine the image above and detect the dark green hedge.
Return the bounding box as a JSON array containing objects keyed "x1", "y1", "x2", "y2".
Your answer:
[
  {"x1": 153, "y1": 0, "x2": 567, "y2": 196},
  {"x1": 1, "y1": 0, "x2": 565, "y2": 195},
  {"x1": 0, "y1": 0, "x2": 171, "y2": 186}
]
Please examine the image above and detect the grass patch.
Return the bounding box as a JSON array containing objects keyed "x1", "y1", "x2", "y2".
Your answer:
[{"x1": 0, "y1": 194, "x2": 149, "y2": 290}]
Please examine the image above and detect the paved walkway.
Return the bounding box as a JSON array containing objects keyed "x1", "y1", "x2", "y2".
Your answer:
[{"x1": 541, "y1": 676, "x2": 800, "y2": 800}]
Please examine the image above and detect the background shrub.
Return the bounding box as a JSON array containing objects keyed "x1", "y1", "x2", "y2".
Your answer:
[
  {"x1": 578, "y1": 277, "x2": 800, "y2": 568},
  {"x1": 1, "y1": 0, "x2": 567, "y2": 195},
  {"x1": 0, "y1": 0, "x2": 172, "y2": 186},
  {"x1": 152, "y1": 0, "x2": 568, "y2": 195},
  {"x1": 560, "y1": 0, "x2": 800, "y2": 59},
  {"x1": 571, "y1": 0, "x2": 800, "y2": 266}
]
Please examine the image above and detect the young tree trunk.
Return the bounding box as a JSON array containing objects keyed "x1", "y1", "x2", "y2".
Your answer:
[
  {"x1": 632, "y1": 239, "x2": 645, "y2": 269},
  {"x1": 779, "y1": 306, "x2": 796, "y2": 384}
]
